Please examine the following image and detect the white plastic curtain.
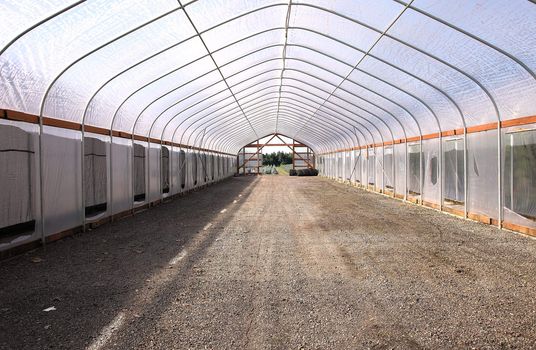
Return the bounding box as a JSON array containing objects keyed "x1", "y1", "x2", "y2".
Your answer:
[{"x1": 1, "y1": 0, "x2": 536, "y2": 154}]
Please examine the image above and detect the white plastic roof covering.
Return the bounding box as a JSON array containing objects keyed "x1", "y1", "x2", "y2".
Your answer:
[{"x1": 1, "y1": 0, "x2": 536, "y2": 154}]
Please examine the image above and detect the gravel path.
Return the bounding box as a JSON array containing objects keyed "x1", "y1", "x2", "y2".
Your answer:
[{"x1": 1, "y1": 176, "x2": 536, "y2": 349}]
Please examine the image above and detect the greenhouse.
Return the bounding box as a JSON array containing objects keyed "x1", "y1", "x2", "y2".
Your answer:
[{"x1": 1, "y1": 1, "x2": 536, "y2": 348}]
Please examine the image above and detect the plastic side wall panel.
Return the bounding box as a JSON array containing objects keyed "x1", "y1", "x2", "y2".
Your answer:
[
  {"x1": 337, "y1": 153, "x2": 342, "y2": 179},
  {"x1": 84, "y1": 133, "x2": 109, "y2": 212},
  {"x1": 111, "y1": 137, "x2": 132, "y2": 215},
  {"x1": 0, "y1": 120, "x2": 40, "y2": 250},
  {"x1": 42, "y1": 126, "x2": 82, "y2": 236},
  {"x1": 367, "y1": 148, "x2": 375, "y2": 185},
  {"x1": 170, "y1": 148, "x2": 180, "y2": 196},
  {"x1": 423, "y1": 138, "x2": 440, "y2": 204},
  {"x1": 394, "y1": 143, "x2": 406, "y2": 196},
  {"x1": 0, "y1": 124, "x2": 36, "y2": 228},
  {"x1": 384, "y1": 147, "x2": 393, "y2": 189},
  {"x1": 502, "y1": 124, "x2": 536, "y2": 230},
  {"x1": 345, "y1": 151, "x2": 351, "y2": 180},
  {"x1": 356, "y1": 151, "x2": 364, "y2": 184},
  {"x1": 186, "y1": 151, "x2": 195, "y2": 190},
  {"x1": 148, "y1": 143, "x2": 160, "y2": 202},
  {"x1": 443, "y1": 136, "x2": 465, "y2": 203},
  {"x1": 376, "y1": 146, "x2": 384, "y2": 190},
  {"x1": 467, "y1": 130, "x2": 498, "y2": 218}
]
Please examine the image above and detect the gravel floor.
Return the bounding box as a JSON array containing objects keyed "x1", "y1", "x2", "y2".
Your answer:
[{"x1": 1, "y1": 176, "x2": 536, "y2": 349}]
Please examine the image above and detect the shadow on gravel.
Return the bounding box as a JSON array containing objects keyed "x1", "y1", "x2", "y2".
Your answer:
[{"x1": 0, "y1": 176, "x2": 259, "y2": 350}]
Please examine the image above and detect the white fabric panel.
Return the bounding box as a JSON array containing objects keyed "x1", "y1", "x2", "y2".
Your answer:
[
  {"x1": 148, "y1": 143, "x2": 161, "y2": 202},
  {"x1": 422, "y1": 138, "x2": 440, "y2": 204},
  {"x1": 443, "y1": 137, "x2": 465, "y2": 203},
  {"x1": 407, "y1": 143, "x2": 421, "y2": 194},
  {"x1": 83, "y1": 136, "x2": 108, "y2": 213},
  {"x1": 375, "y1": 146, "x2": 384, "y2": 190},
  {"x1": 394, "y1": 143, "x2": 406, "y2": 196},
  {"x1": 42, "y1": 127, "x2": 82, "y2": 236},
  {"x1": 170, "y1": 148, "x2": 180, "y2": 196},
  {"x1": 161, "y1": 146, "x2": 170, "y2": 196},
  {"x1": 133, "y1": 142, "x2": 146, "y2": 203},
  {"x1": 0, "y1": 124, "x2": 36, "y2": 229},
  {"x1": 467, "y1": 129, "x2": 498, "y2": 218},
  {"x1": 503, "y1": 125, "x2": 536, "y2": 230},
  {"x1": 111, "y1": 137, "x2": 132, "y2": 215}
]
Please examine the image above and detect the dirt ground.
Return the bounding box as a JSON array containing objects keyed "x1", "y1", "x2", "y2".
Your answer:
[{"x1": 1, "y1": 176, "x2": 536, "y2": 349}]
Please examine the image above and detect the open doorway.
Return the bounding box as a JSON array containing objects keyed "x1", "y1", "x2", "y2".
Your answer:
[{"x1": 236, "y1": 134, "x2": 316, "y2": 176}]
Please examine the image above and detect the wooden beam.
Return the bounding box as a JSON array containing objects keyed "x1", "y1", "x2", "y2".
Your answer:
[{"x1": 238, "y1": 134, "x2": 278, "y2": 170}]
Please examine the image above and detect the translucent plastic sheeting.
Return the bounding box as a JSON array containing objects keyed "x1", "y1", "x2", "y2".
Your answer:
[
  {"x1": 504, "y1": 127, "x2": 536, "y2": 229},
  {"x1": 394, "y1": 143, "x2": 406, "y2": 197},
  {"x1": 422, "y1": 138, "x2": 440, "y2": 204},
  {"x1": 353, "y1": 151, "x2": 364, "y2": 184},
  {"x1": 407, "y1": 143, "x2": 421, "y2": 195},
  {"x1": 133, "y1": 142, "x2": 147, "y2": 203},
  {"x1": 161, "y1": 146, "x2": 170, "y2": 194},
  {"x1": 177, "y1": 150, "x2": 187, "y2": 192},
  {"x1": 443, "y1": 137, "x2": 465, "y2": 204},
  {"x1": 344, "y1": 152, "x2": 352, "y2": 181},
  {"x1": 110, "y1": 137, "x2": 132, "y2": 215},
  {"x1": 148, "y1": 143, "x2": 161, "y2": 203},
  {"x1": 467, "y1": 129, "x2": 498, "y2": 218},
  {"x1": 0, "y1": 118, "x2": 237, "y2": 252},
  {"x1": 367, "y1": 148, "x2": 375, "y2": 185},
  {"x1": 1, "y1": 1, "x2": 536, "y2": 154},
  {"x1": 84, "y1": 136, "x2": 107, "y2": 217},
  {"x1": 0, "y1": 124, "x2": 36, "y2": 230},
  {"x1": 383, "y1": 146, "x2": 393, "y2": 189},
  {"x1": 375, "y1": 146, "x2": 384, "y2": 190},
  {"x1": 42, "y1": 126, "x2": 82, "y2": 236}
]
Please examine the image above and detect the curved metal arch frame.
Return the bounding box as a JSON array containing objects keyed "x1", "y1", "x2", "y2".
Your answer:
[
  {"x1": 227, "y1": 114, "x2": 345, "y2": 155},
  {"x1": 202, "y1": 97, "x2": 361, "y2": 154},
  {"x1": 209, "y1": 106, "x2": 357, "y2": 153},
  {"x1": 208, "y1": 97, "x2": 370, "y2": 150},
  {"x1": 180, "y1": 76, "x2": 390, "y2": 147},
  {"x1": 213, "y1": 97, "x2": 373, "y2": 159},
  {"x1": 5, "y1": 0, "x2": 529, "y2": 243},
  {"x1": 180, "y1": 84, "x2": 383, "y2": 155},
  {"x1": 182, "y1": 81, "x2": 388, "y2": 191},
  {"x1": 170, "y1": 80, "x2": 375, "y2": 152}
]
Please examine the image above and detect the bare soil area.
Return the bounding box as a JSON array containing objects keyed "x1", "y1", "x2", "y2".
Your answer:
[{"x1": 1, "y1": 176, "x2": 536, "y2": 349}]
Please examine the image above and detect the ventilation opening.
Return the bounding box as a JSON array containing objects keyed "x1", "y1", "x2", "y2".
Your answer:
[
  {"x1": 179, "y1": 150, "x2": 186, "y2": 189},
  {"x1": 444, "y1": 138, "x2": 465, "y2": 204},
  {"x1": 505, "y1": 130, "x2": 536, "y2": 221},
  {"x1": 0, "y1": 124, "x2": 35, "y2": 243},
  {"x1": 84, "y1": 137, "x2": 107, "y2": 218},
  {"x1": 133, "y1": 143, "x2": 146, "y2": 202},
  {"x1": 161, "y1": 146, "x2": 169, "y2": 194}
]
